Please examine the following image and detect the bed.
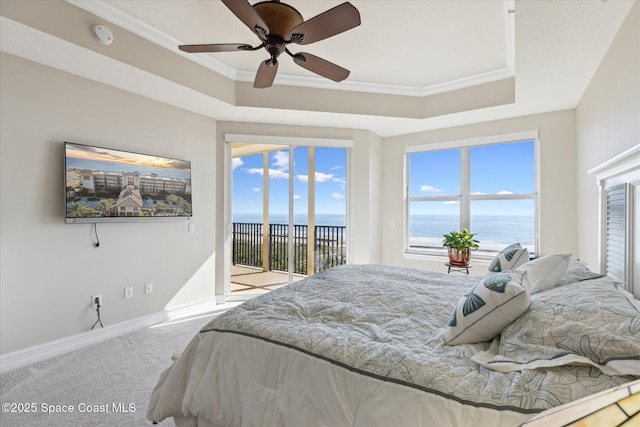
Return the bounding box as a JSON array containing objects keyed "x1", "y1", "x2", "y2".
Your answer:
[{"x1": 147, "y1": 258, "x2": 640, "y2": 427}]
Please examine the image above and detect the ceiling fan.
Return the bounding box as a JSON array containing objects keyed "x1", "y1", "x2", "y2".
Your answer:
[{"x1": 179, "y1": 0, "x2": 361, "y2": 88}]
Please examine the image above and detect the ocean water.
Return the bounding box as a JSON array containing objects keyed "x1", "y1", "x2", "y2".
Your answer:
[
  {"x1": 409, "y1": 214, "x2": 535, "y2": 250},
  {"x1": 233, "y1": 213, "x2": 346, "y2": 227},
  {"x1": 232, "y1": 213, "x2": 534, "y2": 249}
]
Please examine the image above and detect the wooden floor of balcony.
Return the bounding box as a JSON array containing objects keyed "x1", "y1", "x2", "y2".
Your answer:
[{"x1": 231, "y1": 265, "x2": 306, "y2": 295}]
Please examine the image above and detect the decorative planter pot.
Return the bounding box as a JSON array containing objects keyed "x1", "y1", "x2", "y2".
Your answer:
[{"x1": 448, "y1": 248, "x2": 470, "y2": 266}]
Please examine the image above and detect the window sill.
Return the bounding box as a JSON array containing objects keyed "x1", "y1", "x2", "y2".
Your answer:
[
  {"x1": 402, "y1": 251, "x2": 491, "y2": 269},
  {"x1": 404, "y1": 248, "x2": 496, "y2": 262}
]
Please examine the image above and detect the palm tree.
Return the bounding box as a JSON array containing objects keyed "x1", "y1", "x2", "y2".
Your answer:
[
  {"x1": 155, "y1": 202, "x2": 170, "y2": 216},
  {"x1": 68, "y1": 202, "x2": 97, "y2": 218},
  {"x1": 96, "y1": 199, "x2": 114, "y2": 216},
  {"x1": 166, "y1": 194, "x2": 192, "y2": 215}
]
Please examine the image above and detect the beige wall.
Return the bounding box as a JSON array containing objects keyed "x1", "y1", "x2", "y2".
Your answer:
[
  {"x1": 1, "y1": 0, "x2": 636, "y2": 359},
  {"x1": 576, "y1": 2, "x2": 640, "y2": 271},
  {"x1": 381, "y1": 110, "x2": 578, "y2": 272},
  {"x1": 0, "y1": 52, "x2": 384, "y2": 355},
  {"x1": 0, "y1": 53, "x2": 217, "y2": 355}
]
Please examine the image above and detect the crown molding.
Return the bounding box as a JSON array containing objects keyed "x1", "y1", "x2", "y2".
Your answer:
[
  {"x1": 66, "y1": 0, "x2": 239, "y2": 80},
  {"x1": 588, "y1": 143, "x2": 640, "y2": 181},
  {"x1": 237, "y1": 66, "x2": 514, "y2": 97},
  {"x1": 65, "y1": 0, "x2": 515, "y2": 97}
]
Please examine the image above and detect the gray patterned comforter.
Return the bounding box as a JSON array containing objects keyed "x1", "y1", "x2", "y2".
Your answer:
[{"x1": 201, "y1": 264, "x2": 638, "y2": 413}]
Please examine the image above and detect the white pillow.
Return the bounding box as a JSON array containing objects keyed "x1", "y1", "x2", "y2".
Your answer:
[
  {"x1": 515, "y1": 253, "x2": 571, "y2": 294},
  {"x1": 445, "y1": 270, "x2": 531, "y2": 345},
  {"x1": 487, "y1": 243, "x2": 529, "y2": 274}
]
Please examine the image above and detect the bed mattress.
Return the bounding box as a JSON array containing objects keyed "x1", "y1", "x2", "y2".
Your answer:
[{"x1": 148, "y1": 264, "x2": 639, "y2": 426}]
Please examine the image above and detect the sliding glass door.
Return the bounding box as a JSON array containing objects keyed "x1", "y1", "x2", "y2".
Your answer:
[{"x1": 227, "y1": 138, "x2": 349, "y2": 299}]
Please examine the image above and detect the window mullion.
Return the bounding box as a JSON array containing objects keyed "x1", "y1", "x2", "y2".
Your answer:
[{"x1": 460, "y1": 147, "x2": 470, "y2": 230}]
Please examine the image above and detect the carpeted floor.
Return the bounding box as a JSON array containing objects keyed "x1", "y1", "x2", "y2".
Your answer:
[{"x1": 0, "y1": 311, "x2": 224, "y2": 426}]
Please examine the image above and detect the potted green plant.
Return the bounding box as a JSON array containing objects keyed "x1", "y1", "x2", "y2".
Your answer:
[{"x1": 442, "y1": 229, "x2": 480, "y2": 266}]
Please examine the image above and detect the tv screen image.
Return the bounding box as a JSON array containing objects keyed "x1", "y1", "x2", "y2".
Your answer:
[{"x1": 65, "y1": 142, "x2": 192, "y2": 223}]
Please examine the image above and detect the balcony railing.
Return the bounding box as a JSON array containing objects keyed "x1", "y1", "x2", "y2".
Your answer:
[{"x1": 232, "y1": 222, "x2": 347, "y2": 275}]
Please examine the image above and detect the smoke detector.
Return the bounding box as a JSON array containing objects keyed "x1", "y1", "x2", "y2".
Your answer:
[{"x1": 91, "y1": 25, "x2": 113, "y2": 46}]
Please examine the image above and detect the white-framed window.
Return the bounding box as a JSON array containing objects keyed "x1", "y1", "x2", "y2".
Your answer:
[{"x1": 405, "y1": 131, "x2": 539, "y2": 257}]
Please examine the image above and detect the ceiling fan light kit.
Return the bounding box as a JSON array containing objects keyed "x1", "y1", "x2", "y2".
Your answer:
[{"x1": 179, "y1": 0, "x2": 361, "y2": 88}]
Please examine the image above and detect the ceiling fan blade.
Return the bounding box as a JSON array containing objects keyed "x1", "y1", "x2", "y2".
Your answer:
[
  {"x1": 254, "y1": 59, "x2": 278, "y2": 88},
  {"x1": 221, "y1": 0, "x2": 270, "y2": 39},
  {"x1": 290, "y1": 2, "x2": 360, "y2": 45},
  {"x1": 179, "y1": 43, "x2": 252, "y2": 53},
  {"x1": 293, "y1": 52, "x2": 350, "y2": 82}
]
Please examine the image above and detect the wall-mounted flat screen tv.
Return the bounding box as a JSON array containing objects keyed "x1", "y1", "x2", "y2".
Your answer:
[{"x1": 65, "y1": 142, "x2": 192, "y2": 223}]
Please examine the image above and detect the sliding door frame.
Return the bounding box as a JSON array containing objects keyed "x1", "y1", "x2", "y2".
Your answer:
[{"x1": 224, "y1": 134, "x2": 353, "y2": 301}]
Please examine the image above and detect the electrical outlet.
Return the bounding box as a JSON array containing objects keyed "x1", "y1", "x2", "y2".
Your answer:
[
  {"x1": 124, "y1": 287, "x2": 133, "y2": 299},
  {"x1": 91, "y1": 294, "x2": 102, "y2": 308},
  {"x1": 145, "y1": 283, "x2": 153, "y2": 294}
]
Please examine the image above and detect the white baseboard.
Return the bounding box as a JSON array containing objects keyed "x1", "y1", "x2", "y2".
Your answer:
[{"x1": 0, "y1": 297, "x2": 225, "y2": 374}]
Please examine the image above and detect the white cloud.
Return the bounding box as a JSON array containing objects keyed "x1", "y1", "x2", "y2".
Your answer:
[
  {"x1": 247, "y1": 168, "x2": 289, "y2": 179},
  {"x1": 252, "y1": 187, "x2": 260, "y2": 193},
  {"x1": 332, "y1": 193, "x2": 344, "y2": 199},
  {"x1": 232, "y1": 157, "x2": 243, "y2": 170},
  {"x1": 293, "y1": 194, "x2": 301, "y2": 199},
  {"x1": 471, "y1": 191, "x2": 486, "y2": 195},
  {"x1": 315, "y1": 172, "x2": 334, "y2": 182},
  {"x1": 296, "y1": 172, "x2": 335, "y2": 183},
  {"x1": 269, "y1": 169, "x2": 289, "y2": 179},
  {"x1": 443, "y1": 201, "x2": 459, "y2": 205},
  {"x1": 497, "y1": 190, "x2": 514, "y2": 195},
  {"x1": 272, "y1": 151, "x2": 289, "y2": 171},
  {"x1": 420, "y1": 185, "x2": 444, "y2": 193},
  {"x1": 331, "y1": 165, "x2": 343, "y2": 171}
]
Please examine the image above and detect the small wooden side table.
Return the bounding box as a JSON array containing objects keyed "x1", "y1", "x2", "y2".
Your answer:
[{"x1": 445, "y1": 262, "x2": 471, "y2": 274}]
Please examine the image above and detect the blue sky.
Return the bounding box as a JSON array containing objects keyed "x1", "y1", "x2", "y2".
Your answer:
[
  {"x1": 232, "y1": 141, "x2": 534, "y2": 219},
  {"x1": 409, "y1": 140, "x2": 535, "y2": 216},
  {"x1": 233, "y1": 147, "x2": 347, "y2": 216}
]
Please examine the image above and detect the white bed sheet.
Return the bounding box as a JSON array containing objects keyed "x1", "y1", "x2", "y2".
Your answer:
[{"x1": 151, "y1": 330, "x2": 530, "y2": 427}]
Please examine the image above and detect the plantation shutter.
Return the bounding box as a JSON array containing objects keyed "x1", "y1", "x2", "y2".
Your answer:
[{"x1": 604, "y1": 185, "x2": 626, "y2": 281}]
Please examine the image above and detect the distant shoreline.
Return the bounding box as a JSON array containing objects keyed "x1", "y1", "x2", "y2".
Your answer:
[{"x1": 233, "y1": 213, "x2": 534, "y2": 249}]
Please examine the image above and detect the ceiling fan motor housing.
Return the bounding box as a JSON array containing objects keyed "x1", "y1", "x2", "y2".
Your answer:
[
  {"x1": 179, "y1": 0, "x2": 360, "y2": 88},
  {"x1": 253, "y1": 2, "x2": 303, "y2": 39}
]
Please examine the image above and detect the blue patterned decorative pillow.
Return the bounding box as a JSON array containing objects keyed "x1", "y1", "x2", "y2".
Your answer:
[
  {"x1": 445, "y1": 271, "x2": 531, "y2": 345},
  {"x1": 487, "y1": 243, "x2": 529, "y2": 273}
]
